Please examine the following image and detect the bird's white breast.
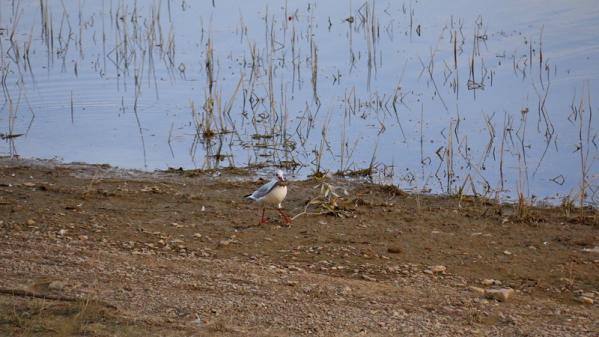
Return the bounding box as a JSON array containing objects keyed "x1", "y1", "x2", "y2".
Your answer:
[{"x1": 260, "y1": 185, "x2": 287, "y2": 207}]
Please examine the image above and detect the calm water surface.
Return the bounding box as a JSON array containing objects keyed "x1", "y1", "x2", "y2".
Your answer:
[{"x1": 1, "y1": 0, "x2": 598, "y2": 205}]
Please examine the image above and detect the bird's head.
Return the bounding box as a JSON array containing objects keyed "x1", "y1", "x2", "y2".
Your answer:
[{"x1": 275, "y1": 169, "x2": 286, "y2": 182}]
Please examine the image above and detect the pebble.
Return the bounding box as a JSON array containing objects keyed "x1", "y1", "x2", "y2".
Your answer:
[
  {"x1": 79, "y1": 235, "x2": 88, "y2": 241},
  {"x1": 581, "y1": 247, "x2": 599, "y2": 253},
  {"x1": 48, "y1": 280, "x2": 66, "y2": 291},
  {"x1": 287, "y1": 266, "x2": 305, "y2": 273},
  {"x1": 485, "y1": 288, "x2": 514, "y2": 302},
  {"x1": 430, "y1": 265, "x2": 447, "y2": 274},
  {"x1": 575, "y1": 296, "x2": 594, "y2": 305},
  {"x1": 191, "y1": 317, "x2": 203, "y2": 328},
  {"x1": 468, "y1": 286, "x2": 486, "y2": 295},
  {"x1": 361, "y1": 274, "x2": 377, "y2": 282},
  {"x1": 559, "y1": 277, "x2": 574, "y2": 285},
  {"x1": 26, "y1": 219, "x2": 36, "y2": 226},
  {"x1": 481, "y1": 279, "x2": 501, "y2": 286},
  {"x1": 387, "y1": 246, "x2": 402, "y2": 254}
]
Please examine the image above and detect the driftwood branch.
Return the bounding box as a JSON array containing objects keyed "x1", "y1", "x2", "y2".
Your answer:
[{"x1": 0, "y1": 287, "x2": 117, "y2": 309}]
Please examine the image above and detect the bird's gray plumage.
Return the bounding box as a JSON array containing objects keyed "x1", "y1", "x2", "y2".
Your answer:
[{"x1": 246, "y1": 179, "x2": 278, "y2": 200}]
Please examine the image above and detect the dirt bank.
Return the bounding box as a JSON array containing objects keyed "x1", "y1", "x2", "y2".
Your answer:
[{"x1": 0, "y1": 158, "x2": 597, "y2": 336}]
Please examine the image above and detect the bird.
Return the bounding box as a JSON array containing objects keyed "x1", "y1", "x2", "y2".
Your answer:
[{"x1": 245, "y1": 169, "x2": 291, "y2": 225}]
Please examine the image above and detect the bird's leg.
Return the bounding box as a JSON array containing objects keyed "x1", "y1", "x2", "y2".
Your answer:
[
  {"x1": 277, "y1": 208, "x2": 292, "y2": 225},
  {"x1": 260, "y1": 208, "x2": 268, "y2": 224}
]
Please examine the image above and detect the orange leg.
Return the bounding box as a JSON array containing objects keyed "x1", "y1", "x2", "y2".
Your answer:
[
  {"x1": 260, "y1": 208, "x2": 268, "y2": 224},
  {"x1": 277, "y1": 208, "x2": 292, "y2": 225}
]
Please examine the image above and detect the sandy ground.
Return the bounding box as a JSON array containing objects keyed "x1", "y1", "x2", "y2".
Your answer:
[{"x1": 0, "y1": 158, "x2": 597, "y2": 336}]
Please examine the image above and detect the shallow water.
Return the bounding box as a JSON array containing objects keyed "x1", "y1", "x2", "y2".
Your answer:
[{"x1": 1, "y1": 0, "x2": 598, "y2": 205}]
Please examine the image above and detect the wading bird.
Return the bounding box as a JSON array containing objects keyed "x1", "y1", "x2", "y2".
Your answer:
[{"x1": 245, "y1": 170, "x2": 291, "y2": 225}]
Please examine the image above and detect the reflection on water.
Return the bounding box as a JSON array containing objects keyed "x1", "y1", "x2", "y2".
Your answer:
[{"x1": 1, "y1": 0, "x2": 598, "y2": 205}]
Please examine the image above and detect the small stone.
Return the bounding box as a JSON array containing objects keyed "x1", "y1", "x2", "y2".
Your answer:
[
  {"x1": 392, "y1": 309, "x2": 406, "y2": 318},
  {"x1": 78, "y1": 235, "x2": 88, "y2": 241},
  {"x1": 193, "y1": 233, "x2": 202, "y2": 238},
  {"x1": 26, "y1": 219, "x2": 36, "y2": 226},
  {"x1": 191, "y1": 317, "x2": 202, "y2": 327},
  {"x1": 469, "y1": 286, "x2": 486, "y2": 295},
  {"x1": 485, "y1": 288, "x2": 514, "y2": 302},
  {"x1": 58, "y1": 229, "x2": 67, "y2": 236},
  {"x1": 575, "y1": 296, "x2": 594, "y2": 305},
  {"x1": 340, "y1": 286, "x2": 352, "y2": 295},
  {"x1": 503, "y1": 250, "x2": 512, "y2": 255},
  {"x1": 559, "y1": 277, "x2": 574, "y2": 285},
  {"x1": 361, "y1": 274, "x2": 377, "y2": 282},
  {"x1": 423, "y1": 269, "x2": 433, "y2": 275},
  {"x1": 48, "y1": 281, "x2": 66, "y2": 291},
  {"x1": 387, "y1": 246, "x2": 402, "y2": 254},
  {"x1": 581, "y1": 246, "x2": 599, "y2": 253},
  {"x1": 286, "y1": 280, "x2": 298, "y2": 286},
  {"x1": 430, "y1": 265, "x2": 446, "y2": 274},
  {"x1": 218, "y1": 239, "x2": 232, "y2": 247},
  {"x1": 481, "y1": 279, "x2": 501, "y2": 286}
]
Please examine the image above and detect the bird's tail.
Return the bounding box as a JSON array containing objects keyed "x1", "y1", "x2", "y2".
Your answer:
[{"x1": 244, "y1": 194, "x2": 254, "y2": 200}]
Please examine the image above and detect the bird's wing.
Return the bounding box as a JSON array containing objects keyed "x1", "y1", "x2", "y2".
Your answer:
[{"x1": 250, "y1": 179, "x2": 277, "y2": 199}]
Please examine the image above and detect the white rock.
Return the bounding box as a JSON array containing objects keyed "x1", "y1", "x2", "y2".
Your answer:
[
  {"x1": 468, "y1": 286, "x2": 486, "y2": 295},
  {"x1": 581, "y1": 246, "x2": 599, "y2": 253},
  {"x1": 191, "y1": 317, "x2": 202, "y2": 327},
  {"x1": 575, "y1": 296, "x2": 594, "y2": 305},
  {"x1": 48, "y1": 281, "x2": 66, "y2": 291},
  {"x1": 340, "y1": 286, "x2": 352, "y2": 295},
  {"x1": 481, "y1": 279, "x2": 501, "y2": 286},
  {"x1": 485, "y1": 288, "x2": 514, "y2": 302}
]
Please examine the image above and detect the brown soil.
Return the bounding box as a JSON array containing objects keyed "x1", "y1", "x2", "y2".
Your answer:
[{"x1": 0, "y1": 158, "x2": 597, "y2": 336}]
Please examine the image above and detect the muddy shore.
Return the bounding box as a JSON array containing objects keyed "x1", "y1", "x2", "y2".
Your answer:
[{"x1": 0, "y1": 158, "x2": 597, "y2": 336}]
